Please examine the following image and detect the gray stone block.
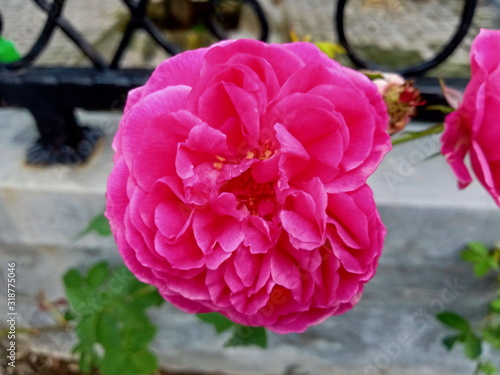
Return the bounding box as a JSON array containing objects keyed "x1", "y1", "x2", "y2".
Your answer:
[{"x1": 1, "y1": 110, "x2": 500, "y2": 374}]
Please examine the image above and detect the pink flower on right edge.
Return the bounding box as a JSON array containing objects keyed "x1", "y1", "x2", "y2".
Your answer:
[{"x1": 441, "y1": 29, "x2": 500, "y2": 206}]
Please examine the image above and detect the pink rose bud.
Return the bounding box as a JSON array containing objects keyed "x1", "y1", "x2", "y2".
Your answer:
[
  {"x1": 373, "y1": 72, "x2": 425, "y2": 134},
  {"x1": 106, "y1": 40, "x2": 391, "y2": 333}
]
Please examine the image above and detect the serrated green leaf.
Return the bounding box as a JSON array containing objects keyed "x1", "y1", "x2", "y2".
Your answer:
[
  {"x1": 461, "y1": 250, "x2": 485, "y2": 263},
  {"x1": 77, "y1": 346, "x2": 95, "y2": 374},
  {"x1": 76, "y1": 212, "x2": 111, "y2": 239},
  {"x1": 437, "y1": 312, "x2": 470, "y2": 332},
  {"x1": 76, "y1": 314, "x2": 99, "y2": 345},
  {"x1": 460, "y1": 243, "x2": 497, "y2": 277},
  {"x1": 65, "y1": 287, "x2": 92, "y2": 316},
  {"x1": 225, "y1": 325, "x2": 268, "y2": 348},
  {"x1": 96, "y1": 312, "x2": 121, "y2": 350},
  {"x1": 483, "y1": 324, "x2": 500, "y2": 349},
  {"x1": 63, "y1": 269, "x2": 85, "y2": 288},
  {"x1": 474, "y1": 261, "x2": 494, "y2": 277},
  {"x1": 477, "y1": 360, "x2": 498, "y2": 375},
  {"x1": 115, "y1": 303, "x2": 149, "y2": 328},
  {"x1": 131, "y1": 285, "x2": 164, "y2": 308},
  {"x1": 463, "y1": 333, "x2": 482, "y2": 360},
  {"x1": 442, "y1": 334, "x2": 460, "y2": 350},
  {"x1": 123, "y1": 324, "x2": 156, "y2": 351},
  {"x1": 131, "y1": 349, "x2": 159, "y2": 374},
  {"x1": 468, "y1": 242, "x2": 490, "y2": 255},
  {"x1": 197, "y1": 312, "x2": 234, "y2": 333},
  {"x1": 99, "y1": 352, "x2": 131, "y2": 375},
  {"x1": 65, "y1": 262, "x2": 162, "y2": 375},
  {"x1": 113, "y1": 267, "x2": 144, "y2": 296},
  {"x1": 87, "y1": 262, "x2": 110, "y2": 288}
]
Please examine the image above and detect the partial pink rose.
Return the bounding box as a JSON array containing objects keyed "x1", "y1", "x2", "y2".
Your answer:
[
  {"x1": 441, "y1": 29, "x2": 500, "y2": 206},
  {"x1": 106, "y1": 39, "x2": 391, "y2": 334}
]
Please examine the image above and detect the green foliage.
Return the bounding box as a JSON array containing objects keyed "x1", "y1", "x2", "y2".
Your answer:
[
  {"x1": 478, "y1": 361, "x2": 499, "y2": 375},
  {"x1": 437, "y1": 311, "x2": 470, "y2": 332},
  {"x1": 362, "y1": 72, "x2": 384, "y2": 81},
  {"x1": 0, "y1": 37, "x2": 21, "y2": 63},
  {"x1": 63, "y1": 262, "x2": 164, "y2": 375},
  {"x1": 225, "y1": 325, "x2": 267, "y2": 348},
  {"x1": 196, "y1": 312, "x2": 268, "y2": 348},
  {"x1": 437, "y1": 242, "x2": 500, "y2": 375},
  {"x1": 197, "y1": 312, "x2": 234, "y2": 333},
  {"x1": 76, "y1": 212, "x2": 112, "y2": 239},
  {"x1": 425, "y1": 105, "x2": 455, "y2": 114},
  {"x1": 461, "y1": 242, "x2": 499, "y2": 277},
  {"x1": 313, "y1": 41, "x2": 346, "y2": 60}
]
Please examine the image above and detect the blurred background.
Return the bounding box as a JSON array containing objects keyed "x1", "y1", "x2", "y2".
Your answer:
[
  {"x1": 1, "y1": 1, "x2": 500, "y2": 375},
  {"x1": 1, "y1": 0, "x2": 499, "y2": 74}
]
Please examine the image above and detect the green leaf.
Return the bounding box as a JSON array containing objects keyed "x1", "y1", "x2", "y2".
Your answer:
[
  {"x1": 363, "y1": 72, "x2": 384, "y2": 80},
  {"x1": 436, "y1": 311, "x2": 470, "y2": 332},
  {"x1": 122, "y1": 324, "x2": 156, "y2": 351},
  {"x1": 313, "y1": 41, "x2": 346, "y2": 59},
  {"x1": 76, "y1": 346, "x2": 97, "y2": 374},
  {"x1": 482, "y1": 324, "x2": 500, "y2": 349},
  {"x1": 225, "y1": 325, "x2": 268, "y2": 348},
  {"x1": 442, "y1": 334, "x2": 460, "y2": 350},
  {"x1": 490, "y1": 298, "x2": 500, "y2": 313},
  {"x1": 425, "y1": 105, "x2": 455, "y2": 114},
  {"x1": 76, "y1": 212, "x2": 111, "y2": 239},
  {"x1": 64, "y1": 310, "x2": 76, "y2": 321},
  {"x1": 75, "y1": 314, "x2": 99, "y2": 345},
  {"x1": 477, "y1": 360, "x2": 498, "y2": 375},
  {"x1": 197, "y1": 312, "x2": 235, "y2": 333},
  {"x1": 461, "y1": 243, "x2": 497, "y2": 277},
  {"x1": 87, "y1": 262, "x2": 110, "y2": 288},
  {"x1": 474, "y1": 261, "x2": 494, "y2": 277},
  {"x1": 465, "y1": 242, "x2": 490, "y2": 257},
  {"x1": 131, "y1": 349, "x2": 159, "y2": 374},
  {"x1": 65, "y1": 261, "x2": 163, "y2": 375},
  {"x1": 0, "y1": 37, "x2": 21, "y2": 63},
  {"x1": 63, "y1": 269, "x2": 86, "y2": 288},
  {"x1": 96, "y1": 312, "x2": 122, "y2": 350},
  {"x1": 463, "y1": 333, "x2": 482, "y2": 360},
  {"x1": 99, "y1": 352, "x2": 130, "y2": 375},
  {"x1": 65, "y1": 287, "x2": 92, "y2": 316},
  {"x1": 115, "y1": 304, "x2": 149, "y2": 328},
  {"x1": 130, "y1": 285, "x2": 164, "y2": 308}
]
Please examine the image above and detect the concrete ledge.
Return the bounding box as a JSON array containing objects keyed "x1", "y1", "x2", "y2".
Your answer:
[{"x1": 1, "y1": 108, "x2": 499, "y2": 374}]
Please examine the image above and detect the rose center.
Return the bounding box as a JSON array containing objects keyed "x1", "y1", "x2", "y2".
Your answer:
[{"x1": 221, "y1": 170, "x2": 278, "y2": 219}]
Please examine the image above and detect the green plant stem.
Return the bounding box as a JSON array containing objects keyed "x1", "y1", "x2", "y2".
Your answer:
[{"x1": 392, "y1": 123, "x2": 444, "y2": 145}]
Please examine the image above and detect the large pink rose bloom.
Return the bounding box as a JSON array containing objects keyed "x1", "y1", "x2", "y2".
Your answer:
[
  {"x1": 106, "y1": 40, "x2": 390, "y2": 334},
  {"x1": 442, "y1": 29, "x2": 500, "y2": 206}
]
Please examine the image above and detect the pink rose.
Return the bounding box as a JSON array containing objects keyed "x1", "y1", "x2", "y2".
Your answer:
[
  {"x1": 441, "y1": 29, "x2": 500, "y2": 206},
  {"x1": 106, "y1": 40, "x2": 391, "y2": 333}
]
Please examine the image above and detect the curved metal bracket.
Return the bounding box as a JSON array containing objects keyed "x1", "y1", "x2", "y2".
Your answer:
[{"x1": 335, "y1": 0, "x2": 477, "y2": 77}]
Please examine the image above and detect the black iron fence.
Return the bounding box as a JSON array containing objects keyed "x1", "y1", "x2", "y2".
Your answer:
[{"x1": 0, "y1": 0, "x2": 475, "y2": 165}]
